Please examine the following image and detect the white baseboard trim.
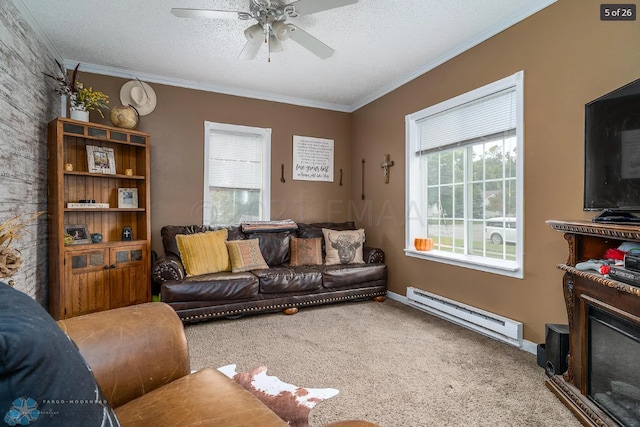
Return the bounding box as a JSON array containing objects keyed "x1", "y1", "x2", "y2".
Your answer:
[{"x1": 386, "y1": 290, "x2": 538, "y2": 355}]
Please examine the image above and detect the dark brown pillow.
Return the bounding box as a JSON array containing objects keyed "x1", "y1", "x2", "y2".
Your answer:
[{"x1": 289, "y1": 237, "x2": 323, "y2": 266}]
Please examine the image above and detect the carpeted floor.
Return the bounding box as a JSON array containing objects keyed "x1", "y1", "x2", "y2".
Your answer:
[{"x1": 185, "y1": 299, "x2": 581, "y2": 427}]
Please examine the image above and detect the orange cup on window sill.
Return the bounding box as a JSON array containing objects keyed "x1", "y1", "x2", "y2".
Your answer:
[{"x1": 414, "y1": 238, "x2": 433, "y2": 251}]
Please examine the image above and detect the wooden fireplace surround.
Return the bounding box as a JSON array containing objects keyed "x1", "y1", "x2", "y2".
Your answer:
[{"x1": 547, "y1": 220, "x2": 640, "y2": 427}]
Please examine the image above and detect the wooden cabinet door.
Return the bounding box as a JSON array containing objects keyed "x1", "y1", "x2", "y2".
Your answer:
[
  {"x1": 63, "y1": 249, "x2": 110, "y2": 318},
  {"x1": 109, "y1": 245, "x2": 149, "y2": 309}
]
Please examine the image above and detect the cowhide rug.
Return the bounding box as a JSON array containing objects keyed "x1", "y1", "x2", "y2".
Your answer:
[{"x1": 218, "y1": 364, "x2": 339, "y2": 427}]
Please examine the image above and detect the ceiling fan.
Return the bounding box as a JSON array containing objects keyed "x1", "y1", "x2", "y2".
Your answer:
[{"x1": 171, "y1": 0, "x2": 358, "y2": 60}]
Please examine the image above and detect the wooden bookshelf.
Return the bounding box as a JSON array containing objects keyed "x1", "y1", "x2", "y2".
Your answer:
[{"x1": 48, "y1": 117, "x2": 151, "y2": 319}]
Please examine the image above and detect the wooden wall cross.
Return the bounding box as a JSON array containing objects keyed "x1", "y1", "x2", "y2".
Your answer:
[{"x1": 380, "y1": 154, "x2": 394, "y2": 184}]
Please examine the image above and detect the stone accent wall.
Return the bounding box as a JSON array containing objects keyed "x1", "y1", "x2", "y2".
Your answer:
[{"x1": 1, "y1": 2, "x2": 60, "y2": 305}]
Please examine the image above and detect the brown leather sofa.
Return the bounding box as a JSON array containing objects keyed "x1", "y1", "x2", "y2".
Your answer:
[
  {"x1": 152, "y1": 221, "x2": 387, "y2": 323},
  {"x1": 57, "y1": 301, "x2": 380, "y2": 426}
]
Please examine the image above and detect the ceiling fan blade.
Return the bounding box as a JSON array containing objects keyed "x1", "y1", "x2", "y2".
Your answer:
[
  {"x1": 239, "y1": 40, "x2": 263, "y2": 60},
  {"x1": 171, "y1": 8, "x2": 241, "y2": 20},
  {"x1": 287, "y1": 24, "x2": 334, "y2": 59},
  {"x1": 288, "y1": 0, "x2": 358, "y2": 16}
]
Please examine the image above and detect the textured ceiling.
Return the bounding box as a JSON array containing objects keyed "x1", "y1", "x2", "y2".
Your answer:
[{"x1": 15, "y1": 0, "x2": 554, "y2": 111}]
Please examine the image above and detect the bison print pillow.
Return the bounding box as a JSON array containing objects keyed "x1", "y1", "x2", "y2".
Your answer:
[{"x1": 322, "y1": 228, "x2": 365, "y2": 265}]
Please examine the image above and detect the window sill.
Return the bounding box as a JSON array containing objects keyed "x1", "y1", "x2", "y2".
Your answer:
[{"x1": 404, "y1": 248, "x2": 523, "y2": 279}]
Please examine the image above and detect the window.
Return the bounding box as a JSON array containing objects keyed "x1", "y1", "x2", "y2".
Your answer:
[
  {"x1": 204, "y1": 121, "x2": 271, "y2": 226},
  {"x1": 405, "y1": 71, "x2": 524, "y2": 278}
]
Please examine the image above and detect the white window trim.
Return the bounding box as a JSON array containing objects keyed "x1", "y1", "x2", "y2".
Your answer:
[
  {"x1": 203, "y1": 121, "x2": 272, "y2": 225},
  {"x1": 404, "y1": 71, "x2": 524, "y2": 279}
]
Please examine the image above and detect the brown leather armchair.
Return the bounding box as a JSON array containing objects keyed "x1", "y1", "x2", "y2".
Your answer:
[{"x1": 57, "y1": 302, "x2": 379, "y2": 427}]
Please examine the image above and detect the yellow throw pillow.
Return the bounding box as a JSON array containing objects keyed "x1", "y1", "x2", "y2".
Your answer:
[
  {"x1": 176, "y1": 229, "x2": 231, "y2": 276},
  {"x1": 226, "y1": 239, "x2": 269, "y2": 273}
]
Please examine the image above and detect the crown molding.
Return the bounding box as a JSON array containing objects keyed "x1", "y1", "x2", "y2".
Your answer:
[
  {"x1": 348, "y1": 0, "x2": 557, "y2": 112},
  {"x1": 62, "y1": 60, "x2": 353, "y2": 113}
]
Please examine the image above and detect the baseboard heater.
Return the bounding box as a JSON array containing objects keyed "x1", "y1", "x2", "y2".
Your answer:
[{"x1": 406, "y1": 287, "x2": 523, "y2": 347}]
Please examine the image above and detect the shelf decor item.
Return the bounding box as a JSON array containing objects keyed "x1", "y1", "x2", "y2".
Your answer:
[
  {"x1": 118, "y1": 188, "x2": 138, "y2": 209},
  {"x1": 70, "y1": 107, "x2": 89, "y2": 122},
  {"x1": 44, "y1": 61, "x2": 109, "y2": 119},
  {"x1": 87, "y1": 145, "x2": 116, "y2": 174},
  {"x1": 109, "y1": 105, "x2": 139, "y2": 130},
  {"x1": 64, "y1": 224, "x2": 91, "y2": 245}
]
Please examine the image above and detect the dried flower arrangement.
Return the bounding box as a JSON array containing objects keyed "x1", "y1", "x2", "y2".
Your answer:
[
  {"x1": 0, "y1": 212, "x2": 45, "y2": 279},
  {"x1": 45, "y1": 61, "x2": 109, "y2": 117}
]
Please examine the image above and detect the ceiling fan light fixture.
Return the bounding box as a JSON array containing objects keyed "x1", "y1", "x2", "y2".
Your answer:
[
  {"x1": 271, "y1": 20, "x2": 290, "y2": 41},
  {"x1": 244, "y1": 23, "x2": 264, "y2": 44},
  {"x1": 269, "y1": 34, "x2": 284, "y2": 52}
]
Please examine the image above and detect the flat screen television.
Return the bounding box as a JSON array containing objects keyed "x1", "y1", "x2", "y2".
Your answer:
[{"x1": 584, "y1": 77, "x2": 640, "y2": 223}]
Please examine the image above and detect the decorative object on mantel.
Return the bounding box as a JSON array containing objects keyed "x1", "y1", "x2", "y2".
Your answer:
[
  {"x1": 120, "y1": 79, "x2": 157, "y2": 116},
  {"x1": 44, "y1": 61, "x2": 109, "y2": 120},
  {"x1": 0, "y1": 212, "x2": 45, "y2": 283},
  {"x1": 380, "y1": 154, "x2": 394, "y2": 184}
]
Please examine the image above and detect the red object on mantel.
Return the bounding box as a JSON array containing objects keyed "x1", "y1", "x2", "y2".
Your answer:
[
  {"x1": 604, "y1": 247, "x2": 626, "y2": 260},
  {"x1": 599, "y1": 264, "x2": 611, "y2": 275}
]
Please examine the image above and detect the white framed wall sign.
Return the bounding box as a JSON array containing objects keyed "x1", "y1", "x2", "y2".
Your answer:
[{"x1": 292, "y1": 135, "x2": 334, "y2": 182}]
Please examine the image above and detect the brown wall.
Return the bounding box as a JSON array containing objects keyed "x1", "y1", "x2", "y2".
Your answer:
[
  {"x1": 78, "y1": 75, "x2": 352, "y2": 256},
  {"x1": 351, "y1": 0, "x2": 640, "y2": 343}
]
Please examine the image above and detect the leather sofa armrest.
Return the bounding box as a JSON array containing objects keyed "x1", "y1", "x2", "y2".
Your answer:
[
  {"x1": 363, "y1": 246, "x2": 385, "y2": 264},
  {"x1": 152, "y1": 254, "x2": 185, "y2": 284},
  {"x1": 57, "y1": 302, "x2": 191, "y2": 409}
]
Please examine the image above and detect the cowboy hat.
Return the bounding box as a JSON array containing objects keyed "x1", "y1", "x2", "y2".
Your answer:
[{"x1": 119, "y1": 80, "x2": 157, "y2": 116}]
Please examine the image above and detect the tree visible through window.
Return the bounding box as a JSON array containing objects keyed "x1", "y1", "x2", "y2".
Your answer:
[{"x1": 406, "y1": 72, "x2": 524, "y2": 278}]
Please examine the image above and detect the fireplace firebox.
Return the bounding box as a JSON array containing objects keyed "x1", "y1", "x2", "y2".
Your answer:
[
  {"x1": 547, "y1": 220, "x2": 640, "y2": 427},
  {"x1": 588, "y1": 305, "x2": 640, "y2": 425}
]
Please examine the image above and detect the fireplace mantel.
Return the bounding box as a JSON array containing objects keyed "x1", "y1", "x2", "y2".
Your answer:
[{"x1": 547, "y1": 220, "x2": 640, "y2": 427}]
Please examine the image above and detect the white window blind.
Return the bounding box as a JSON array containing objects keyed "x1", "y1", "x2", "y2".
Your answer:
[
  {"x1": 203, "y1": 121, "x2": 271, "y2": 225},
  {"x1": 208, "y1": 130, "x2": 263, "y2": 190},
  {"x1": 417, "y1": 87, "x2": 516, "y2": 153}
]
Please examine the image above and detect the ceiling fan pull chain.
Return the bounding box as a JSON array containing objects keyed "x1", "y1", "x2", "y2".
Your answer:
[{"x1": 267, "y1": 25, "x2": 271, "y2": 63}]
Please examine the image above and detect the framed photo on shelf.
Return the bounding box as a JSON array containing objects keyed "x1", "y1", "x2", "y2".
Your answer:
[
  {"x1": 87, "y1": 145, "x2": 116, "y2": 174},
  {"x1": 64, "y1": 224, "x2": 91, "y2": 245},
  {"x1": 118, "y1": 188, "x2": 138, "y2": 208}
]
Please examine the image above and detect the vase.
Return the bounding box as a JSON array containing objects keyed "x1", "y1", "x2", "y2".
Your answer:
[{"x1": 70, "y1": 108, "x2": 89, "y2": 122}]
